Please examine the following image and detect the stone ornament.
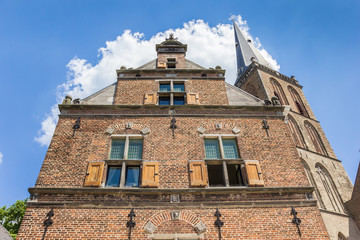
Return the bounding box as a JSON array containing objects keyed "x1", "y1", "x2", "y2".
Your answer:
[
  {"x1": 62, "y1": 95, "x2": 72, "y2": 105},
  {"x1": 106, "y1": 127, "x2": 114, "y2": 134},
  {"x1": 170, "y1": 211, "x2": 180, "y2": 220},
  {"x1": 195, "y1": 221, "x2": 207, "y2": 233},
  {"x1": 232, "y1": 127, "x2": 240, "y2": 134},
  {"x1": 170, "y1": 194, "x2": 180, "y2": 203},
  {"x1": 144, "y1": 221, "x2": 156, "y2": 233},
  {"x1": 141, "y1": 127, "x2": 150, "y2": 135},
  {"x1": 215, "y1": 123, "x2": 222, "y2": 130},
  {"x1": 125, "y1": 122, "x2": 133, "y2": 129},
  {"x1": 197, "y1": 126, "x2": 205, "y2": 134}
]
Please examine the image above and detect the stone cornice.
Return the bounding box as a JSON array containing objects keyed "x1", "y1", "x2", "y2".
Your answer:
[
  {"x1": 29, "y1": 186, "x2": 314, "y2": 196},
  {"x1": 116, "y1": 68, "x2": 226, "y2": 75},
  {"x1": 27, "y1": 199, "x2": 317, "y2": 209},
  {"x1": 235, "y1": 62, "x2": 303, "y2": 89}
]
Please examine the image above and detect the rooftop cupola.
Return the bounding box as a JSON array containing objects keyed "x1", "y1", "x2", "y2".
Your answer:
[{"x1": 156, "y1": 34, "x2": 187, "y2": 69}]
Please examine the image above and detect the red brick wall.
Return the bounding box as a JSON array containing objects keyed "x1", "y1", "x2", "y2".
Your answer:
[
  {"x1": 17, "y1": 206, "x2": 329, "y2": 239},
  {"x1": 35, "y1": 113, "x2": 308, "y2": 188}
]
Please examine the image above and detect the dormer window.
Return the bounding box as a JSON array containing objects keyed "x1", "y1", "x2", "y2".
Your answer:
[{"x1": 167, "y1": 58, "x2": 176, "y2": 68}]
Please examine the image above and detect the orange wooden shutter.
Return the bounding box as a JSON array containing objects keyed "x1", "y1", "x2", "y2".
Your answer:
[
  {"x1": 144, "y1": 93, "x2": 157, "y2": 105},
  {"x1": 244, "y1": 160, "x2": 264, "y2": 186},
  {"x1": 141, "y1": 162, "x2": 159, "y2": 188},
  {"x1": 187, "y1": 93, "x2": 199, "y2": 105},
  {"x1": 189, "y1": 161, "x2": 207, "y2": 187},
  {"x1": 84, "y1": 162, "x2": 104, "y2": 187}
]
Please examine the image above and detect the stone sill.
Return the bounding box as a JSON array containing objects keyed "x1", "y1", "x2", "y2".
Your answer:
[{"x1": 29, "y1": 186, "x2": 314, "y2": 196}]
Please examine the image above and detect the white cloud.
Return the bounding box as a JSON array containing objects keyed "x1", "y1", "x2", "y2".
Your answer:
[
  {"x1": 35, "y1": 15, "x2": 279, "y2": 146},
  {"x1": 0, "y1": 152, "x2": 3, "y2": 165}
]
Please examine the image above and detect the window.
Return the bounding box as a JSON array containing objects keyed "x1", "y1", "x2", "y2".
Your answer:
[
  {"x1": 288, "y1": 86, "x2": 309, "y2": 117},
  {"x1": 204, "y1": 138, "x2": 239, "y2": 159},
  {"x1": 287, "y1": 115, "x2": 306, "y2": 149},
  {"x1": 304, "y1": 121, "x2": 327, "y2": 156},
  {"x1": 158, "y1": 81, "x2": 185, "y2": 106},
  {"x1": 110, "y1": 138, "x2": 143, "y2": 160},
  {"x1": 105, "y1": 136, "x2": 143, "y2": 188},
  {"x1": 167, "y1": 58, "x2": 176, "y2": 68},
  {"x1": 270, "y1": 78, "x2": 288, "y2": 105},
  {"x1": 316, "y1": 164, "x2": 345, "y2": 213}
]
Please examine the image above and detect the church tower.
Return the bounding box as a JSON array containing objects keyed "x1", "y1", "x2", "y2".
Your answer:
[{"x1": 233, "y1": 21, "x2": 360, "y2": 239}]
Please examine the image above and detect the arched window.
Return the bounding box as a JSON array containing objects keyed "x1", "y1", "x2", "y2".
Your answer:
[
  {"x1": 301, "y1": 160, "x2": 324, "y2": 209},
  {"x1": 287, "y1": 115, "x2": 306, "y2": 149},
  {"x1": 304, "y1": 121, "x2": 327, "y2": 156},
  {"x1": 288, "y1": 86, "x2": 309, "y2": 117},
  {"x1": 316, "y1": 164, "x2": 345, "y2": 213},
  {"x1": 270, "y1": 78, "x2": 288, "y2": 105}
]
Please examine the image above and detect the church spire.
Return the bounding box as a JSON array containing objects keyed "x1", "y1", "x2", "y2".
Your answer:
[{"x1": 233, "y1": 20, "x2": 274, "y2": 81}]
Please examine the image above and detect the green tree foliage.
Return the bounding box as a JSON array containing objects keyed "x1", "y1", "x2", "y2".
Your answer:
[{"x1": 0, "y1": 199, "x2": 27, "y2": 236}]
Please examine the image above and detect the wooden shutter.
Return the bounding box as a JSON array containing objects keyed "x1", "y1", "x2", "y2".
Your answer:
[
  {"x1": 84, "y1": 162, "x2": 105, "y2": 187},
  {"x1": 189, "y1": 161, "x2": 207, "y2": 187},
  {"x1": 187, "y1": 93, "x2": 199, "y2": 105},
  {"x1": 141, "y1": 162, "x2": 159, "y2": 188},
  {"x1": 157, "y1": 62, "x2": 166, "y2": 69},
  {"x1": 144, "y1": 93, "x2": 157, "y2": 105},
  {"x1": 244, "y1": 160, "x2": 264, "y2": 186}
]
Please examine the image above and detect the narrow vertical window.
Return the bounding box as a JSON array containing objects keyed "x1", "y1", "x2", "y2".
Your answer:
[
  {"x1": 125, "y1": 166, "x2": 140, "y2": 187},
  {"x1": 173, "y1": 82, "x2": 184, "y2": 92},
  {"x1": 204, "y1": 139, "x2": 221, "y2": 159},
  {"x1": 270, "y1": 78, "x2": 288, "y2": 105},
  {"x1": 127, "y1": 139, "x2": 143, "y2": 160},
  {"x1": 222, "y1": 139, "x2": 239, "y2": 159},
  {"x1": 227, "y1": 164, "x2": 244, "y2": 186},
  {"x1": 110, "y1": 140, "x2": 125, "y2": 159},
  {"x1": 207, "y1": 164, "x2": 225, "y2": 186},
  {"x1": 288, "y1": 86, "x2": 309, "y2": 117},
  {"x1": 287, "y1": 115, "x2": 306, "y2": 149},
  {"x1": 304, "y1": 122, "x2": 327, "y2": 156},
  {"x1": 105, "y1": 166, "x2": 121, "y2": 187}
]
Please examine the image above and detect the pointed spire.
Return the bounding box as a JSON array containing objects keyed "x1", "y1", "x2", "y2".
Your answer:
[{"x1": 233, "y1": 20, "x2": 274, "y2": 81}]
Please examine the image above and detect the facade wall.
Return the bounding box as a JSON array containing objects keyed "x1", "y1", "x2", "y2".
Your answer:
[
  {"x1": 36, "y1": 114, "x2": 308, "y2": 188},
  {"x1": 320, "y1": 211, "x2": 360, "y2": 240},
  {"x1": 18, "y1": 206, "x2": 329, "y2": 239},
  {"x1": 114, "y1": 78, "x2": 228, "y2": 105}
]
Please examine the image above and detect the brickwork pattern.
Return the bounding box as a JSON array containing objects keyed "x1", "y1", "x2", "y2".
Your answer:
[
  {"x1": 35, "y1": 116, "x2": 309, "y2": 188},
  {"x1": 17, "y1": 206, "x2": 329, "y2": 239}
]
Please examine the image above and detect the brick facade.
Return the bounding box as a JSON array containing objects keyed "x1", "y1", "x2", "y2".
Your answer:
[{"x1": 18, "y1": 36, "x2": 358, "y2": 239}]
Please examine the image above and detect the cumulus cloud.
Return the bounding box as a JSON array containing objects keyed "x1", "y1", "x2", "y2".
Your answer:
[
  {"x1": 35, "y1": 15, "x2": 279, "y2": 146},
  {"x1": 0, "y1": 152, "x2": 3, "y2": 165}
]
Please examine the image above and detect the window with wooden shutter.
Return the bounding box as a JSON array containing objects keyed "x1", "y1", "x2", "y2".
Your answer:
[
  {"x1": 84, "y1": 162, "x2": 105, "y2": 187},
  {"x1": 141, "y1": 162, "x2": 159, "y2": 188},
  {"x1": 189, "y1": 161, "x2": 207, "y2": 187},
  {"x1": 187, "y1": 93, "x2": 199, "y2": 105},
  {"x1": 244, "y1": 160, "x2": 264, "y2": 186},
  {"x1": 144, "y1": 93, "x2": 157, "y2": 105}
]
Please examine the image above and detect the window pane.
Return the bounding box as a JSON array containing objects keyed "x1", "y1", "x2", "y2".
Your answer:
[
  {"x1": 222, "y1": 139, "x2": 239, "y2": 159},
  {"x1": 173, "y1": 96, "x2": 185, "y2": 105},
  {"x1": 159, "y1": 96, "x2": 170, "y2": 105},
  {"x1": 110, "y1": 140, "x2": 125, "y2": 159},
  {"x1": 173, "y1": 83, "x2": 184, "y2": 92},
  {"x1": 227, "y1": 164, "x2": 244, "y2": 186},
  {"x1": 204, "y1": 139, "x2": 221, "y2": 159},
  {"x1": 126, "y1": 166, "x2": 140, "y2": 187},
  {"x1": 159, "y1": 83, "x2": 170, "y2": 92},
  {"x1": 128, "y1": 139, "x2": 143, "y2": 159},
  {"x1": 105, "y1": 167, "x2": 121, "y2": 187},
  {"x1": 207, "y1": 165, "x2": 225, "y2": 186}
]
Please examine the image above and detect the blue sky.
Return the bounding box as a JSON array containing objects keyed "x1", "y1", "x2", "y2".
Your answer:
[{"x1": 0, "y1": 0, "x2": 359, "y2": 207}]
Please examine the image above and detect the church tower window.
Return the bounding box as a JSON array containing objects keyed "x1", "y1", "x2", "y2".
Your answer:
[
  {"x1": 287, "y1": 115, "x2": 306, "y2": 149},
  {"x1": 288, "y1": 86, "x2": 309, "y2": 117},
  {"x1": 304, "y1": 121, "x2": 327, "y2": 156},
  {"x1": 270, "y1": 78, "x2": 288, "y2": 105}
]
